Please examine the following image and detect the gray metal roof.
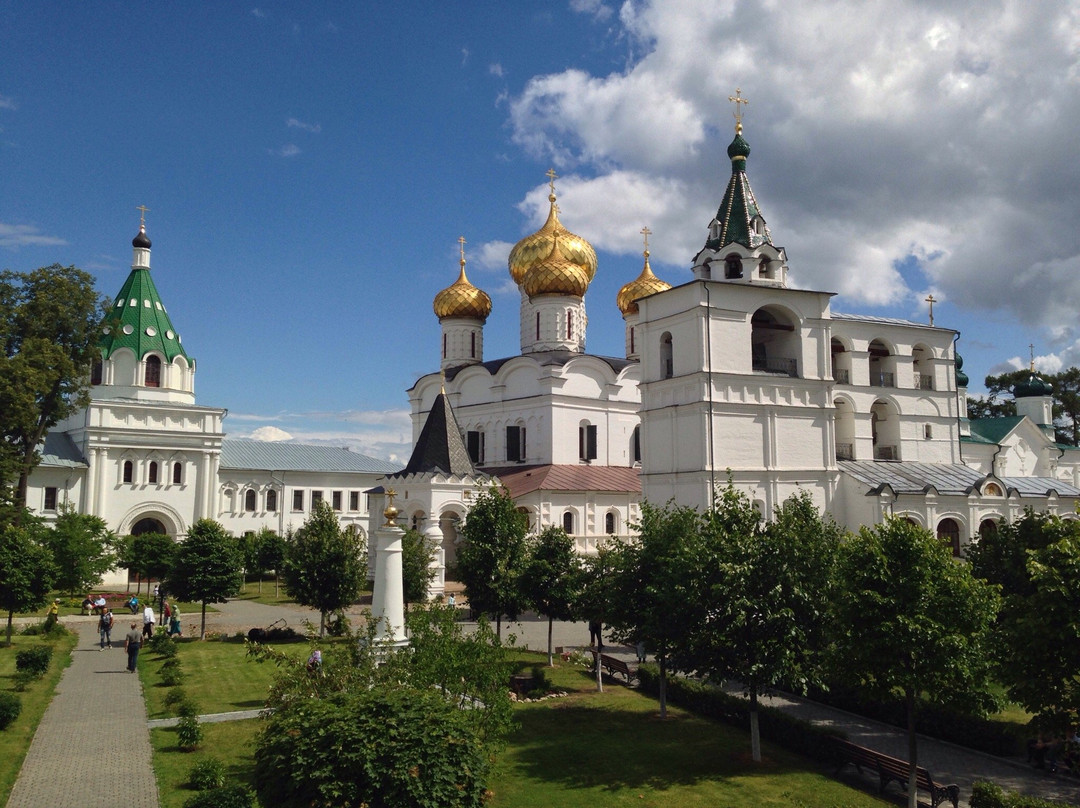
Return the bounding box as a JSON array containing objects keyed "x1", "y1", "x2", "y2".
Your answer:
[
  {"x1": 840, "y1": 460, "x2": 1080, "y2": 498},
  {"x1": 220, "y1": 440, "x2": 400, "y2": 474},
  {"x1": 38, "y1": 432, "x2": 88, "y2": 468},
  {"x1": 832, "y1": 312, "x2": 952, "y2": 330}
]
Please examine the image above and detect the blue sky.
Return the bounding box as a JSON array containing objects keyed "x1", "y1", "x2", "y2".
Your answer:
[{"x1": 3, "y1": 1, "x2": 1079, "y2": 462}]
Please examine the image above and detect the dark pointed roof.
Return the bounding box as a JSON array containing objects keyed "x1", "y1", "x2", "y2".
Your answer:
[
  {"x1": 704, "y1": 130, "x2": 773, "y2": 252},
  {"x1": 391, "y1": 392, "x2": 476, "y2": 478}
]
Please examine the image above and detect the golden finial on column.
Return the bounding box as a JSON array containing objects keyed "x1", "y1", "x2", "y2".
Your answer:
[
  {"x1": 925, "y1": 294, "x2": 936, "y2": 327},
  {"x1": 1029, "y1": 343, "x2": 1036, "y2": 371},
  {"x1": 136, "y1": 204, "x2": 150, "y2": 230},
  {"x1": 728, "y1": 88, "x2": 749, "y2": 134},
  {"x1": 383, "y1": 488, "x2": 399, "y2": 527}
]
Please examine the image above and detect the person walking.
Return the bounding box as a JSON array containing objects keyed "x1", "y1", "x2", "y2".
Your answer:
[
  {"x1": 98, "y1": 607, "x2": 114, "y2": 650},
  {"x1": 142, "y1": 604, "x2": 155, "y2": 640},
  {"x1": 124, "y1": 621, "x2": 142, "y2": 672},
  {"x1": 167, "y1": 604, "x2": 181, "y2": 637},
  {"x1": 44, "y1": 599, "x2": 60, "y2": 632}
]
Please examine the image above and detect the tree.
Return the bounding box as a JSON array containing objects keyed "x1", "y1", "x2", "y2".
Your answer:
[
  {"x1": 401, "y1": 527, "x2": 437, "y2": 613},
  {"x1": 829, "y1": 518, "x2": 999, "y2": 808},
  {"x1": 456, "y1": 485, "x2": 528, "y2": 640},
  {"x1": 122, "y1": 532, "x2": 175, "y2": 595},
  {"x1": 689, "y1": 489, "x2": 842, "y2": 762},
  {"x1": 256, "y1": 528, "x2": 287, "y2": 598},
  {"x1": 519, "y1": 526, "x2": 580, "y2": 666},
  {"x1": 605, "y1": 500, "x2": 707, "y2": 716},
  {"x1": 44, "y1": 506, "x2": 118, "y2": 595},
  {"x1": 0, "y1": 265, "x2": 108, "y2": 515},
  {"x1": 239, "y1": 530, "x2": 263, "y2": 593},
  {"x1": 974, "y1": 366, "x2": 1080, "y2": 445},
  {"x1": 165, "y1": 519, "x2": 244, "y2": 639},
  {"x1": 281, "y1": 501, "x2": 366, "y2": 636},
  {"x1": 969, "y1": 511, "x2": 1080, "y2": 721},
  {"x1": 0, "y1": 524, "x2": 57, "y2": 644}
]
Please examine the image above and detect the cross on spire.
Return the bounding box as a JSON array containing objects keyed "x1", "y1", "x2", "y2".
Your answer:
[
  {"x1": 546, "y1": 167, "x2": 558, "y2": 196},
  {"x1": 136, "y1": 205, "x2": 150, "y2": 229},
  {"x1": 728, "y1": 88, "x2": 749, "y2": 133},
  {"x1": 925, "y1": 293, "x2": 936, "y2": 326},
  {"x1": 1029, "y1": 343, "x2": 1036, "y2": 371},
  {"x1": 640, "y1": 225, "x2": 652, "y2": 255},
  {"x1": 458, "y1": 235, "x2": 466, "y2": 266}
]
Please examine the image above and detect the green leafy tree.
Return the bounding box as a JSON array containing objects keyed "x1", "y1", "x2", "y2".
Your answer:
[
  {"x1": 0, "y1": 523, "x2": 57, "y2": 644},
  {"x1": 165, "y1": 519, "x2": 244, "y2": 639},
  {"x1": 45, "y1": 506, "x2": 118, "y2": 595},
  {"x1": 969, "y1": 511, "x2": 1080, "y2": 720},
  {"x1": 830, "y1": 517, "x2": 999, "y2": 808},
  {"x1": 456, "y1": 485, "x2": 528, "y2": 640},
  {"x1": 256, "y1": 528, "x2": 287, "y2": 598},
  {"x1": 975, "y1": 366, "x2": 1080, "y2": 445},
  {"x1": 689, "y1": 488, "x2": 842, "y2": 762},
  {"x1": 605, "y1": 500, "x2": 707, "y2": 716},
  {"x1": 520, "y1": 526, "x2": 580, "y2": 666},
  {"x1": 0, "y1": 265, "x2": 108, "y2": 515},
  {"x1": 282, "y1": 501, "x2": 366, "y2": 636},
  {"x1": 239, "y1": 530, "x2": 263, "y2": 592},
  {"x1": 401, "y1": 527, "x2": 436, "y2": 613},
  {"x1": 122, "y1": 532, "x2": 176, "y2": 595}
]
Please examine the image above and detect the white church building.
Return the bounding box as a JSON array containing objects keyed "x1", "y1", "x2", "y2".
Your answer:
[{"x1": 22, "y1": 114, "x2": 1080, "y2": 591}]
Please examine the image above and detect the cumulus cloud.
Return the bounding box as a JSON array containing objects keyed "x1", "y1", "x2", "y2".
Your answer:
[
  {"x1": 489, "y1": 63, "x2": 505, "y2": 78},
  {"x1": 286, "y1": 117, "x2": 321, "y2": 133},
  {"x1": 471, "y1": 240, "x2": 513, "y2": 272},
  {"x1": 504, "y1": 0, "x2": 1080, "y2": 343},
  {"x1": 228, "y1": 408, "x2": 412, "y2": 461},
  {"x1": 249, "y1": 426, "x2": 293, "y2": 441},
  {"x1": 570, "y1": 0, "x2": 614, "y2": 21},
  {"x1": 251, "y1": 8, "x2": 266, "y2": 18},
  {"x1": 0, "y1": 222, "x2": 67, "y2": 248}
]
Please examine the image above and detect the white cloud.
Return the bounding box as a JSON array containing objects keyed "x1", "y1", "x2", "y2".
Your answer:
[
  {"x1": 489, "y1": 63, "x2": 505, "y2": 78},
  {"x1": 461, "y1": 47, "x2": 470, "y2": 67},
  {"x1": 570, "y1": 0, "x2": 613, "y2": 21},
  {"x1": 286, "y1": 117, "x2": 321, "y2": 134},
  {"x1": 500, "y1": 0, "x2": 1080, "y2": 336},
  {"x1": 269, "y1": 144, "x2": 301, "y2": 158},
  {"x1": 0, "y1": 222, "x2": 67, "y2": 248},
  {"x1": 472, "y1": 240, "x2": 513, "y2": 272},
  {"x1": 251, "y1": 8, "x2": 265, "y2": 18},
  {"x1": 249, "y1": 426, "x2": 293, "y2": 441},
  {"x1": 0, "y1": 95, "x2": 15, "y2": 110},
  {"x1": 227, "y1": 408, "x2": 412, "y2": 461}
]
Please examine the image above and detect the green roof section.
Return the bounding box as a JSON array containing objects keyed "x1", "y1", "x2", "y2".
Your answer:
[
  {"x1": 968, "y1": 416, "x2": 1026, "y2": 445},
  {"x1": 100, "y1": 229, "x2": 190, "y2": 363},
  {"x1": 704, "y1": 131, "x2": 773, "y2": 252}
]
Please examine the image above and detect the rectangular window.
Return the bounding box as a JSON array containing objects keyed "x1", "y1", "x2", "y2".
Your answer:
[
  {"x1": 349, "y1": 491, "x2": 360, "y2": 511},
  {"x1": 292, "y1": 490, "x2": 304, "y2": 511},
  {"x1": 467, "y1": 430, "x2": 485, "y2": 465},
  {"x1": 44, "y1": 487, "x2": 58, "y2": 511},
  {"x1": 579, "y1": 424, "x2": 597, "y2": 461},
  {"x1": 312, "y1": 490, "x2": 324, "y2": 507},
  {"x1": 506, "y1": 425, "x2": 525, "y2": 462},
  {"x1": 332, "y1": 491, "x2": 342, "y2": 511}
]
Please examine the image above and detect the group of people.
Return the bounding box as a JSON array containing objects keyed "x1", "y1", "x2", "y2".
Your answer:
[
  {"x1": 80, "y1": 594, "x2": 108, "y2": 614},
  {"x1": 1028, "y1": 727, "x2": 1080, "y2": 774}
]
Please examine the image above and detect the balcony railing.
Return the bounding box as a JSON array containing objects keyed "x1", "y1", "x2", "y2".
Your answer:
[
  {"x1": 834, "y1": 368, "x2": 851, "y2": 384},
  {"x1": 752, "y1": 356, "x2": 798, "y2": 377},
  {"x1": 835, "y1": 442, "x2": 854, "y2": 461},
  {"x1": 915, "y1": 372, "x2": 934, "y2": 390},
  {"x1": 874, "y1": 445, "x2": 897, "y2": 460},
  {"x1": 869, "y1": 372, "x2": 895, "y2": 388}
]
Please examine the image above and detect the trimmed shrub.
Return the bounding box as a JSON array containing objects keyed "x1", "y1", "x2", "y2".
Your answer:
[
  {"x1": 164, "y1": 687, "x2": 189, "y2": 711},
  {"x1": 0, "y1": 692, "x2": 22, "y2": 730},
  {"x1": 255, "y1": 687, "x2": 490, "y2": 808},
  {"x1": 162, "y1": 665, "x2": 183, "y2": 687},
  {"x1": 15, "y1": 645, "x2": 52, "y2": 678},
  {"x1": 149, "y1": 630, "x2": 177, "y2": 656},
  {"x1": 177, "y1": 715, "x2": 203, "y2": 751},
  {"x1": 637, "y1": 666, "x2": 844, "y2": 766},
  {"x1": 181, "y1": 785, "x2": 255, "y2": 808},
  {"x1": 189, "y1": 756, "x2": 227, "y2": 790},
  {"x1": 177, "y1": 698, "x2": 201, "y2": 719},
  {"x1": 970, "y1": 780, "x2": 1074, "y2": 808}
]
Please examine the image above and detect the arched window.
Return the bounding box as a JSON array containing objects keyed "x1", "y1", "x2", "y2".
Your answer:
[
  {"x1": 536, "y1": 312, "x2": 540, "y2": 341},
  {"x1": 91, "y1": 358, "x2": 103, "y2": 385},
  {"x1": 937, "y1": 518, "x2": 961, "y2": 557},
  {"x1": 579, "y1": 421, "x2": 597, "y2": 461},
  {"x1": 442, "y1": 333, "x2": 447, "y2": 359},
  {"x1": 660, "y1": 332, "x2": 673, "y2": 379},
  {"x1": 148, "y1": 461, "x2": 158, "y2": 484},
  {"x1": 725, "y1": 254, "x2": 742, "y2": 279},
  {"x1": 751, "y1": 307, "x2": 798, "y2": 377},
  {"x1": 470, "y1": 331, "x2": 476, "y2": 358},
  {"x1": 412, "y1": 511, "x2": 425, "y2": 531},
  {"x1": 978, "y1": 518, "x2": 998, "y2": 539},
  {"x1": 266, "y1": 489, "x2": 278, "y2": 512},
  {"x1": 123, "y1": 460, "x2": 134, "y2": 484},
  {"x1": 245, "y1": 489, "x2": 257, "y2": 512},
  {"x1": 629, "y1": 326, "x2": 635, "y2": 355},
  {"x1": 145, "y1": 355, "x2": 162, "y2": 387},
  {"x1": 605, "y1": 512, "x2": 616, "y2": 534},
  {"x1": 172, "y1": 462, "x2": 182, "y2": 485},
  {"x1": 562, "y1": 511, "x2": 574, "y2": 534},
  {"x1": 567, "y1": 310, "x2": 573, "y2": 340},
  {"x1": 631, "y1": 425, "x2": 641, "y2": 463}
]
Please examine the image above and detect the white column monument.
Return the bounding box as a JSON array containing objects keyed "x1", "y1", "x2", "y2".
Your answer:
[{"x1": 370, "y1": 488, "x2": 408, "y2": 648}]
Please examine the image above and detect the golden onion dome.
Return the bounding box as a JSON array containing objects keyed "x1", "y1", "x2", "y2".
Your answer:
[
  {"x1": 616, "y1": 250, "x2": 671, "y2": 315},
  {"x1": 522, "y1": 232, "x2": 591, "y2": 298},
  {"x1": 433, "y1": 248, "x2": 492, "y2": 320},
  {"x1": 508, "y1": 191, "x2": 598, "y2": 285}
]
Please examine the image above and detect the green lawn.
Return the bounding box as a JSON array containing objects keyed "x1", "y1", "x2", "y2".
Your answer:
[
  {"x1": 142, "y1": 642, "x2": 892, "y2": 808},
  {"x1": 0, "y1": 629, "x2": 77, "y2": 806}
]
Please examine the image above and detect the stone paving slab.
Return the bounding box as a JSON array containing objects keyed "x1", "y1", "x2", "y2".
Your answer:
[{"x1": 7, "y1": 621, "x2": 158, "y2": 808}]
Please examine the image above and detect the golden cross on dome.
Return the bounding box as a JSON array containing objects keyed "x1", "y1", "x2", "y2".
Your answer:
[
  {"x1": 546, "y1": 167, "x2": 558, "y2": 195},
  {"x1": 925, "y1": 294, "x2": 936, "y2": 326},
  {"x1": 458, "y1": 235, "x2": 466, "y2": 266},
  {"x1": 728, "y1": 88, "x2": 749, "y2": 132},
  {"x1": 136, "y1": 205, "x2": 150, "y2": 228},
  {"x1": 640, "y1": 225, "x2": 652, "y2": 254}
]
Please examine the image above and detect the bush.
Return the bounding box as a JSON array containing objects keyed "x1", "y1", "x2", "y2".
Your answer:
[
  {"x1": 161, "y1": 658, "x2": 183, "y2": 687},
  {"x1": 181, "y1": 785, "x2": 255, "y2": 808},
  {"x1": 164, "y1": 688, "x2": 189, "y2": 711},
  {"x1": 177, "y1": 698, "x2": 201, "y2": 719},
  {"x1": 177, "y1": 715, "x2": 203, "y2": 751},
  {"x1": 0, "y1": 692, "x2": 22, "y2": 730},
  {"x1": 970, "y1": 780, "x2": 1074, "y2": 808},
  {"x1": 15, "y1": 645, "x2": 52, "y2": 678},
  {"x1": 189, "y1": 756, "x2": 227, "y2": 790},
  {"x1": 637, "y1": 666, "x2": 844, "y2": 766},
  {"x1": 255, "y1": 688, "x2": 490, "y2": 808},
  {"x1": 149, "y1": 630, "x2": 177, "y2": 656}
]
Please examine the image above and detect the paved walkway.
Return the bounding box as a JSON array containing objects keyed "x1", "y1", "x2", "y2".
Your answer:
[{"x1": 7, "y1": 620, "x2": 158, "y2": 808}]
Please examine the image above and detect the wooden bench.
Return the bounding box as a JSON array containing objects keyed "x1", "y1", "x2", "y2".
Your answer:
[
  {"x1": 832, "y1": 737, "x2": 958, "y2": 808},
  {"x1": 590, "y1": 651, "x2": 635, "y2": 683}
]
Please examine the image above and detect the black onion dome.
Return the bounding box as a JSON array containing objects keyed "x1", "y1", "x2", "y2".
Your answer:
[
  {"x1": 955, "y1": 353, "x2": 969, "y2": 388},
  {"x1": 1014, "y1": 371, "x2": 1053, "y2": 398},
  {"x1": 133, "y1": 229, "x2": 151, "y2": 249}
]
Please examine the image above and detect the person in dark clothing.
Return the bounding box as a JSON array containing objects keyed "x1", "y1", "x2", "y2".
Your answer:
[
  {"x1": 588, "y1": 620, "x2": 603, "y2": 650},
  {"x1": 124, "y1": 622, "x2": 142, "y2": 672}
]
